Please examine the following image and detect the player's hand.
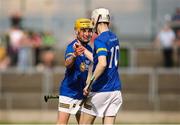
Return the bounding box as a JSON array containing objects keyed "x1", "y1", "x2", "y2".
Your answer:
[
  {"x1": 83, "y1": 85, "x2": 90, "y2": 96},
  {"x1": 73, "y1": 43, "x2": 85, "y2": 56}
]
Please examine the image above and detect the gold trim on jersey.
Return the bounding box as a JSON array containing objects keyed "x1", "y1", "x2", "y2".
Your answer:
[{"x1": 96, "y1": 48, "x2": 107, "y2": 54}]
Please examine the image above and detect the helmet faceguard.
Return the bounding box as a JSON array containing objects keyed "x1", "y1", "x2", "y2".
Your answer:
[
  {"x1": 91, "y1": 8, "x2": 110, "y2": 33},
  {"x1": 74, "y1": 18, "x2": 93, "y2": 45}
]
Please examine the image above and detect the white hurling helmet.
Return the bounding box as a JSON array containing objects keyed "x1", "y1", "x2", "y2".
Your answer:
[{"x1": 91, "y1": 8, "x2": 110, "y2": 28}]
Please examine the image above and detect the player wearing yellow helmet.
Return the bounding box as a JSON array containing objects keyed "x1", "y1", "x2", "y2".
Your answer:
[
  {"x1": 74, "y1": 18, "x2": 93, "y2": 44},
  {"x1": 57, "y1": 18, "x2": 93, "y2": 124}
]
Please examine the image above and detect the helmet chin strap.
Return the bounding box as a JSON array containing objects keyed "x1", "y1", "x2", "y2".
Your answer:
[{"x1": 94, "y1": 14, "x2": 102, "y2": 34}]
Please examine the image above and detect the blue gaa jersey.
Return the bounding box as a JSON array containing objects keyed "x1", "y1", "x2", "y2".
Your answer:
[
  {"x1": 59, "y1": 39, "x2": 92, "y2": 99},
  {"x1": 92, "y1": 31, "x2": 122, "y2": 92}
]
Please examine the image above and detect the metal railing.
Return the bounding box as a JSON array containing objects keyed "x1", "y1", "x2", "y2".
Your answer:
[{"x1": 0, "y1": 67, "x2": 180, "y2": 110}]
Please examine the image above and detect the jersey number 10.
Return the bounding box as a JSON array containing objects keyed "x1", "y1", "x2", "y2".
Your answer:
[{"x1": 109, "y1": 45, "x2": 119, "y2": 68}]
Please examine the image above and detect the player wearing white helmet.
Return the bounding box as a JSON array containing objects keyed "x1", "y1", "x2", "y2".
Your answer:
[
  {"x1": 81, "y1": 8, "x2": 123, "y2": 124},
  {"x1": 57, "y1": 18, "x2": 93, "y2": 124},
  {"x1": 91, "y1": 8, "x2": 110, "y2": 33}
]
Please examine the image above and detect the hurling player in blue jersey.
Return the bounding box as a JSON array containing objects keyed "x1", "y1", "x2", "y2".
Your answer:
[
  {"x1": 57, "y1": 18, "x2": 93, "y2": 124},
  {"x1": 81, "y1": 8, "x2": 123, "y2": 124}
]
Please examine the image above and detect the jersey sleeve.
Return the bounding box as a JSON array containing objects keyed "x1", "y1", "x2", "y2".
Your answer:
[
  {"x1": 64, "y1": 44, "x2": 74, "y2": 60},
  {"x1": 94, "y1": 39, "x2": 107, "y2": 56}
]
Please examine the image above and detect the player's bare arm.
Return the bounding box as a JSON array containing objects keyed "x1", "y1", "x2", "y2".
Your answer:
[
  {"x1": 86, "y1": 63, "x2": 93, "y2": 84},
  {"x1": 84, "y1": 48, "x2": 93, "y2": 62},
  {"x1": 64, "y1": 54, "x2": 76, "y2": 68},
  {"x1": 92, "y1": 55, "x2": 107, "y2": 81},
  {"x1": 84, "y1": 63, "x2": 93, "y2": 96},
  {"x1": 83, "y1": 55, "x2": 107, "y2": 95}
]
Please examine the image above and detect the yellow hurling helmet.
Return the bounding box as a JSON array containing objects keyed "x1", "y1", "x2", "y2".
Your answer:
[{"x1": 74, "y1": 18, "x2": 93, "y2": 31}]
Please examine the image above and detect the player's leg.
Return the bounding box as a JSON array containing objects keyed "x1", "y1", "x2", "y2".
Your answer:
[
  {"x1": 102, "y1": 116, "x2": 116, "y2": 124},
  {"x1": 81, "y1": 92, "x2": 110, "y2": 124},
  {"x1": 57, "y1": 95, "x2": 82, "y2": 124},
  {"x1": 103, "y1": 91, "x2": 122, "y2": 124},
  {"x1": 80, "y1": 112, "x2": 96, "y2": 124},
  {"x1": 57, "y1": 111, "x2": 70, "y2": 124}
]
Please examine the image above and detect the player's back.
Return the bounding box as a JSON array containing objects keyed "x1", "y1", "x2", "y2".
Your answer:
[{"x1": 92, "y1": 31, "x2": 122, "y2": 92}]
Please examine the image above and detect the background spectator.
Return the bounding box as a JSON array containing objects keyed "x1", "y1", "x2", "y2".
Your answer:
[
  {"x1": 0, "y1": 44, "x2": 10, "y2": 70},
  {"x1": 172, "y1": 7, "x2": 180, "y2": 22},
  {"x1": 7, "y1": 25, "x2": 24, "y2": 66},
  {"x1": 36, "y1": 49, "x2": 55, "y2": 71},
  {"x1": 154, "y1": 23, "x2": 176, "y2": 67},
  {"x1": 176, "y1": 29, "x2": 180, "y2": 66},
  {"x1": 10, "y1": 12, "x2": 22, "y2": 29},
  {"x1": 17, "y1": 31, "x2": 33, "y2": 71},
  {"x1": 29, "y1": 31, "x2": 42, "y2": 66},
  {"x1": 41, "y1": 31, "x2": 56, "y2": 49}
]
